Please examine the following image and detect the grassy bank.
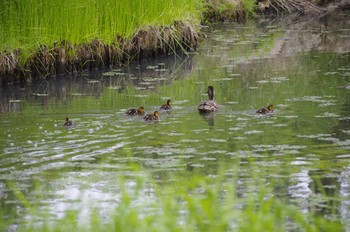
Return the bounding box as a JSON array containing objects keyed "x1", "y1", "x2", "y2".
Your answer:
[
  {"x1": 0, "y1": 0, "x2": 343, "y2": 84},
  {"x1": 0, "y1": 0, "x2": 203, "y2": 52},
  {"x1": 0, "y1": 0, "x2": 203, "y2": 83}
]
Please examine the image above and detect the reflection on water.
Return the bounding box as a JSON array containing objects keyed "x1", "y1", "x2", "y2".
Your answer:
[
  {"x1": 1, "y1": 9, "x2": 350, "y2": 228},
  {"x1": 288, "y1": 169, "x2": 312, "y2": 214},
  {"x1": 0, "y1": 53, "x2": 195, "y2": 114},
  {"x1": 340, "y1": 167, "x2": 350, "y2": 231},
  {"x1": 200, "y1": 112, "x2": 216, "y2": 127}
]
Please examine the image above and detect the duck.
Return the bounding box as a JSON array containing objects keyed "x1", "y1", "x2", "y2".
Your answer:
[
  {"x1": 143, "y1": 111, "x2": 160, "y2": 121},
  {"x1": 198, "y1": 86, "x2": 219, "y2": 113},
  {"x1": 126, "y1": 106, "x2": 145, "y2": 116},
  {"x1": 256, "y1": 104, "x2": 274, "y2": 114},
  {"x1": 160, "y1": 99, "x2": 172, "y2": 110},
  {"x1": 64, "y1": 117, "x2": 73, "y2": 126}
]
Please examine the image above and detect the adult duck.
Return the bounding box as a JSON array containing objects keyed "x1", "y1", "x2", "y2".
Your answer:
[
  {"x1": 143, "y1": 111, "x2": 160, "y2": 121},
  {"x1": 160, "y1": 99, "x2": 172, "y2": 110},
  {"x1": 198, "y1": 86, "x2": 218, "y2": 113},
  {"x1": 126, "y1": 106, "x2": 145, "y2": 116},
  {"x1": 64, "y1": 117, "x2": 73, "y2": 127},
  {"x1": 256, "y1": 104, "x2": 274, "y2": 114}
]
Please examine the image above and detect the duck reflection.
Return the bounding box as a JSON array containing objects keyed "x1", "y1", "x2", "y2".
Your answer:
[{"x1": 200, "y1": 111, "x2": 216, "y2": 127}]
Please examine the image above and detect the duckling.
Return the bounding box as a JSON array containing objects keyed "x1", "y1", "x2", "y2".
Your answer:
[
  {"x1": 160, "y1": 99, "x2": 172, "y2": 110},
  {"x1": 126, "y1": 106, "x2": 145, "y2": 116},
  {"x1": 198, "y1": 86, "x2": 219, "y2": 113},
  {"x1": 256, "y1": 104, "x2": 274, "y2": 114},
  {"x1": 64, "y1": 117, "x2": 73, "y2": 126},
  {"x1": 143, "y1": 111, "x2": 160, "y2": 121}
]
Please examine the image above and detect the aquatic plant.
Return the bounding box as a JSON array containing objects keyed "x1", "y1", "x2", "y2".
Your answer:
[{"x1": 4, "y1": 166, "x2": 344, "y2": 231}]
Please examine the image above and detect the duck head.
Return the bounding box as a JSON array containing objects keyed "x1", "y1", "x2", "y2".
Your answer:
[
  {"x1": 207, "y1": 86, "x2": 214, "y2": 100},
  {"x1": 267, "y1": 104, "x2": 274, "y2": 112},
  {"x1": 137, "y1": 106, "x2": 145, "y2": 115},
  {"x1": 154, "y1": 111, "x2": 160, "y2": 119}
]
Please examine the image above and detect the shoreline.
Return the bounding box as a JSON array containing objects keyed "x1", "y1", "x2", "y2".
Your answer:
[
  {"x1": 0, "y1": 0, "x2": 348, "y2": 85},
  {"x1": 0, "y1": 21, "x2": 200, "y2": 85}
]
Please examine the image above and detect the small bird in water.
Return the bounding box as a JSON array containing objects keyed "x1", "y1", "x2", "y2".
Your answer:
[
  {"x1": 143, "y1": 111, "x2": 160, "y2": 121},
  {"x1": 256, "y1": 104, "x2": 274, "y2": 114},
  {"x1": 126, "y1": 106, "x2": 145, "y2": 116},
  {"x1": 198, "y1": 86, "x2": 218, "y2": 113},
  {"x1": 64, "y1": 117, "x2": 73, "y2": 126},
  {"x1": 160, "y1": 99, "x2": 172, "y2": 110}
]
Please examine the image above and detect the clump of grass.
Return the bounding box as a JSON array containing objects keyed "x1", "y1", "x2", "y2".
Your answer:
[
  {"x1": 0, "y1": 0, "x2": 203, "y2": 82},
  {"x1": 0, "y1": 0, "x2": 202, "y2": 52},
  {"x1": 7, "y1": 166, "x2": 345, "y2": 232}
]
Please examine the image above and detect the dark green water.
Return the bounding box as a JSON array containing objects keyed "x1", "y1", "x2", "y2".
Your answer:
[{"x1": 1, "y1": 10, "x2": 350, "y2": 228}]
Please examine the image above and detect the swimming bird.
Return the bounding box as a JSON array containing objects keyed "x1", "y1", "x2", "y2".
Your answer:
[
  {"x1": 143, "y1": 111, "x2": 160, "y2": 121},
  {"x1": 64, "y1": 117, "x2": 73, "y2": 126},
  {"x1": 198, "y1": 86, "x2": 219, "y2": 113},
  {"x1": 126, "y1": 106, "x2": 145, "y2": 116},
  {"x1": 256, "y1": 104, "x2": 274, "y2": 114},
  {"x1": 160, "y1": 99, "x2": 172, "y2": 110}
]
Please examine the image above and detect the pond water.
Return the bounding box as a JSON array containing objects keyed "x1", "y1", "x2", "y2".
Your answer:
[{"x1": 1, "y1": 10, "x2": 350, "y2": 229}]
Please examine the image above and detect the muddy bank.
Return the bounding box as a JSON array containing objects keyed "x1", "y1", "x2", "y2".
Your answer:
[{"x1": 0, "y1": 21, "x2": 199, "y2": 85}]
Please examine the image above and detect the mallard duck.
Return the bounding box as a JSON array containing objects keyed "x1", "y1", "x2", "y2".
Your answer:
[
  {"x1": 126, "y1": 106, "x2": 145, "y2": 116},
  {"x1": 160, "y1": 99, "x2": 172, "y2": 110},
  {"x1": 198, "y1": 86, "x2": 219, "y2": 113},
  {"x1": 64, "y1": 117, "x2": 73, "y2": 126},
  {"x1": 143, "y1": 111, "x2": 160, "y2": 121},
  {"x1": 256, "y1": 104, "x2": 274, "y2": 114}
]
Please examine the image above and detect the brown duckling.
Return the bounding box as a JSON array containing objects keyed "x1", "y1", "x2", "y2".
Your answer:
[
  {"x1": 256, "y1": 104, "x2": 274, "y2": 114},
  {"x1": 64, "y1": 117, "x2": 73, "y2": 126},
  {"x1": 143, "y1": 111, "x2": 160, "y2": 121},
  {"x1": 198, "y1": 86, "x2": 219, "y2": 113},
  {"x1": 160, "y1": 99, "x2": 172, "y2": 110},
  {"x1": 126, "y1": 106, "x2": 145, "y2": 116}
]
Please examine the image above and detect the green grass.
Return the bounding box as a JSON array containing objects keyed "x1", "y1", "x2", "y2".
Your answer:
[
  {"x1": 0, "y1": 0, "x2": 203, "y2": 53},
  {"x1": 5, "y1": 165, "x2": 344, "y2": 232}
]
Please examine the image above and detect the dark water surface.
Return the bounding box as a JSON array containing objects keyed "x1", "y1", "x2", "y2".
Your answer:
[{"x1": 1, "y1": 10, "x2": 350, "y2": 228}]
